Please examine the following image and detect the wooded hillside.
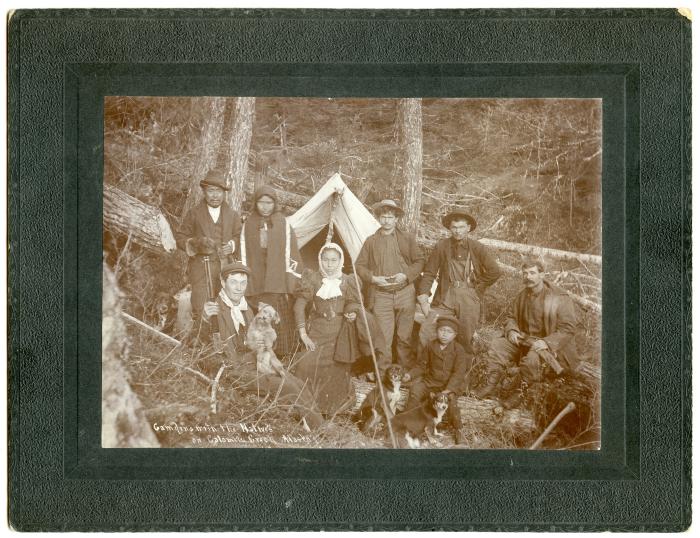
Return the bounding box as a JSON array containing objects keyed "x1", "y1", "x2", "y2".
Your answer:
[{"x1": 103, "y1": 96, "x2": 602, "y2": 450}]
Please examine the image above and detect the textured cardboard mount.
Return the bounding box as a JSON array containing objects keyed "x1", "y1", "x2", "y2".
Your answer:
[{"x1": 8, "y1": 9, "x2": 690, "y2": 531}]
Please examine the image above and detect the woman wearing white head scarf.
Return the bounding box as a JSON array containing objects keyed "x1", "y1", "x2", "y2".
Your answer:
[{"x1": 292, "y1": 243, "x2": 383, "y2": 414}]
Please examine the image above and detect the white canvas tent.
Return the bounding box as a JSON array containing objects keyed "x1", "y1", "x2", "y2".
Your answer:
[{"x1": 288, "y1": 173, "x2": 380, "y2": 262}]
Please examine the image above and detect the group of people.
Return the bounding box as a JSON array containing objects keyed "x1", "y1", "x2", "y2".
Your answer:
[{"x1": 173, "y1": 168, "x2": 582, "y2": 443}]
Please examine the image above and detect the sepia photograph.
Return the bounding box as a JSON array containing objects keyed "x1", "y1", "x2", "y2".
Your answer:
[{"x1": 102, "y1": 96, "x2": 602, "y2": 450}]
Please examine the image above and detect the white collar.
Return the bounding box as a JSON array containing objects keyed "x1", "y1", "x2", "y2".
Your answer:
[
  {"x1": 316, "y1": 275, "x2": 343, "y2": 300},
  {"x1": 207, "y1": 205, "x2": 221, "y2": 223},
  {"x1": 219, "y1": 289, "x2": 248, "y2": 331}
]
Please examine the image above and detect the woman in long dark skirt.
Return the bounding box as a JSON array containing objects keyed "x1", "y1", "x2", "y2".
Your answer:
[{"x1": 293, "y1": 243, "x2": 387, "y2": 415}]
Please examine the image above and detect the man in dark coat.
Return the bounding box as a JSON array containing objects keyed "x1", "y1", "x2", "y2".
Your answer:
[
  {"x1": 417, "y1": 211, "x2": 501, "y2": 355},
  {"x1": 175, "y1": 168, "x2": 242, "y2": 336},
  {"x1": 202, "y1": 262, "x2": 324, "y2": 429},
  {"x1": 355, "y1": 200, "x2": 425, "y2": 371},
  {"x1": 475, "y1": 258, "x2": 580, "y2": 402},
  {"x1": 404, "y1": 315, "x2": 468, "y2": 445}
]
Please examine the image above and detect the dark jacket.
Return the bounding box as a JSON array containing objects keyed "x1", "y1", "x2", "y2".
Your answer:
[
  {"x1": 417, "y1": 237, "x2": 501, "y2": 304},
  {"x1": 409, "y1": 339, "x2": 469, "y2": 394},
  {"x1": 175, "y1": 201, "x2": 242, "y2": 283},
  {"x1": 355, "y1": 228, "x2": 425, "y2": 307},
  {"x1": 504, "y1": 280, "x2": 580, "y2": 369},
  {"x1": 240, "y1": 212, "x2": 302, "y2": 296}
]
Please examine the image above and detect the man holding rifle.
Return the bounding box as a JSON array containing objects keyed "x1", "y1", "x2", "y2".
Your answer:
[
  {"x1": 175, "y1": 168, "x2": 242, "y2": 341},
  {"x1": 475, "y1": 258, "x2": 580, "y2": 407}
]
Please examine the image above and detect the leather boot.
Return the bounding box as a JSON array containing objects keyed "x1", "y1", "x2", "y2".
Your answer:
[{"x1": 473, "y1": 367, "x2": 504, "y2": 400}]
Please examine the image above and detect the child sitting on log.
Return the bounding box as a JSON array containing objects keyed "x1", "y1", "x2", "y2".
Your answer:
[{"x1": 403, "y1": 315, "x2": 469, "y2": 445}]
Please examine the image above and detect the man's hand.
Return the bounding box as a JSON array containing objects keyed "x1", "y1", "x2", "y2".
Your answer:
[
  {"x1": 202, "y1": 301, "x2": 219, "y2": 319},
  {"x1": 507, "y1": 330, "x2": 523, "y2": 345},
  {"x1": 392, "y1": 272, "x2": 407, "y2": 284},
  {"x1": 344, "y1": 312, "x2": 357, "y2": 322},
  {"x1": 218, "y1": 242, "x2": 234, "y2": 257},
  {"x1": 372, "y1": 275, "x2": 390, "y2": 287},
  {"x1": 531, "y1": 339, "x2": 548, "y2": 353},
  {"x1": 416, "y1": 294, "x2": 431, "y2": 318}
]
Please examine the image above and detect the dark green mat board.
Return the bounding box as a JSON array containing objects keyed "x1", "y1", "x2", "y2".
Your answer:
[{"x1": 8, "y1": 9, "x2": 690, "y2": 531}]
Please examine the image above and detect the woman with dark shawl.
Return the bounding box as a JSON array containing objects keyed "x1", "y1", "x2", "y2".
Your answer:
[
  {"x1": 292, "y1": 243, "x2": 387, "y2": 414},
  {"x1": 239, "y1": 185, "x2": 302, "y2": 356}
]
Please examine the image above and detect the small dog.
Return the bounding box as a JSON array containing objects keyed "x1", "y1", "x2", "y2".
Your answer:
[
  {"x1": 353, "y1": 365, "x2": 405, "y2": 432},
  {"x1": 145, "y1": 291, "x2": 176, "y2": 334},
  {"x1": 245, "y1": 302, "x2": 285, "y2": 376},
  {"x1": 390, "y1": 392, "x2": 450, "y2": 448}
]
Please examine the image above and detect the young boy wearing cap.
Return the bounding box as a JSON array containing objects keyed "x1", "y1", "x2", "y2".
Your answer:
[
  {"x1": 355, "y1": 199, "x2": 425, "y2": 373},
  {"x1": 175, "y1": 168, "x2": 242, "y2": 336},
  {"x1": 404, "y1": 315, "x2": 468, "y2": 445},
  {"x1": 417, "y1": 211, "x2": 501, "y2": 356}
]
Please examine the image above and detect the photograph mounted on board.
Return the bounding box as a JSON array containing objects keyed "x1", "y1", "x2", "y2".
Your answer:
[{"x1": 102, "y1": 96, "x2": 602, "y2": 450}]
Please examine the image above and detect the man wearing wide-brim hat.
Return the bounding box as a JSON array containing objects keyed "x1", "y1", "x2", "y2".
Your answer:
[
  {"x1": 174, "y1": 168, "x2": 242, "y2": 339},
  {"x1": 416, "y1": 209, "x2": 501, "y2": 364},
  {"x1": 355, "y1": 199, "x2": 426, "y2": 374}
]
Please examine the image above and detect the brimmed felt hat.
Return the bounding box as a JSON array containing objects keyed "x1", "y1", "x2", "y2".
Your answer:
[
  {"x1": 436, "y1": 315, "x2": 460, "y2": 333},
  {"x1": 442, "y1": 211, "x2": 477, "y2": 231},
  {"x1": 372, "y1": 199, "x2": 404, "y2": 217},
  {"x1": 220, "y1": 261, "x2": 251, "y2": 279},
  {"x1": 199, "y1": 169, "x2": 230, "y2": 191}
]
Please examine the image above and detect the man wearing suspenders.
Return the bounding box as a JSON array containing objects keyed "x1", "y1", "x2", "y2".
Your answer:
[{"x1": 416, "y1": 211, "x2": 501, "y2": 364}]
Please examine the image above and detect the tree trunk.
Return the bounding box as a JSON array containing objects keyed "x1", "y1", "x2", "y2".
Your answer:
[
  {"x1": 103, "y1": 185, "x2": 176, "y2": 252},
  {"x1": 180, "y1": 97, "x2": 227, "y2": 221},
  {"x1": 399, "y1": 98, "x2": 423, "y2": 234},
  {"x1": 102, "y1": 263, "x2": 160, "y2": 448},
  {"x1": 225, "y1": 97, "x2": 256, "y2": 212}
]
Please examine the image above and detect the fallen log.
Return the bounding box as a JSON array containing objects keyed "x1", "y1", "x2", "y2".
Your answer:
[
  {"x1": 351, "y1": 378, "x2": 536, "y2": 436},
  {"x1": 481, "y1": 237, "x2": 601, "y2": 266},
  {"x1": 417, "y1": 224, "x2": 601, "y2": 266},
  {"x1": 552, "y1": 270, "x2": 601, "y2": 287},
  {"x1": 457, "y1": 395, "x2": 536, "y2": 435},
  {"x1": 121, "y1": 311, "x2": 181, "y2": 347},
  {"x1": 104, "y1": 185, "x2": 177, "y2": 253}
]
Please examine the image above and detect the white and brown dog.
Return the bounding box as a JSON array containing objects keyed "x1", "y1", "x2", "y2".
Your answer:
[
  {"x1": 353, "y1": 365, "x2": 405, "y2": 432},
  {"x1": 390, "y1": 392, "x2": 450, "y2": 448},
  {"x1": 244, "y1": 302, "x2": 285, "y2": 376}
]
